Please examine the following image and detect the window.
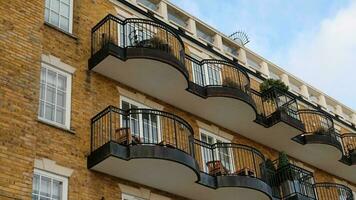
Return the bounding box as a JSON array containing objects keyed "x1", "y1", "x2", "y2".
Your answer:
[
  {"x1": 39, "y1": 64, "x2": 72, "y2": 129},
  {"x1": 137, "y1": 0, "x2": 158, "y2": 11},
  {"x1": 120, "y1": 97, "x2": 160, "y2": 143},
  {"x1": 168, "y1": 10, "x2": 187, "y2": 28},
  {"x1": 122, "y1": 194, "x2": 145, "y2": 200},
  {"x1": 191, "y1": 54, "x2": 222, "y2": 87},
  {"x1": 197, "y1": 27, "x2": 214, "y2": 44},
  {"x1": 32, "y1": 169, "x2": 68, "y2": 200},
  {"x1": 246, "y1": 58, "x2": 260, "y2": 70},
  {"x1": 222, "y1": 43, "x2": 237, "y2": 56},
  {"x1": 45, "y1": 0, "x2": 73, "y2": 33},
  {"x1": 200, "y1": 130, "x2": 233, "y2": 173}
]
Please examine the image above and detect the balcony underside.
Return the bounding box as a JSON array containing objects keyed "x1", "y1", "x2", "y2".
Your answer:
[
  {"x1": 89, "y1": 46, "x2": 257, "y2": 133},
  {"x1": 88, "y1": 142, "x2": 272, "y2": 200},
  {"x1": 89, "y1": 46, "x2": 356, "y2": 184}
]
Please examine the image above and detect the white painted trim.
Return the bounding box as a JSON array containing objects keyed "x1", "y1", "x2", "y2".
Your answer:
[
  {"x1": 41, "y1": 54, "x2": 76, "y2": 74},
  {"x1": 34, "y1": 158, "x2": 73, "y2": 177}
]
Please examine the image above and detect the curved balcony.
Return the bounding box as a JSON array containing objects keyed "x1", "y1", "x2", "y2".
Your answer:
[
  {"x1": 313, "y1": 183, "x2": 354, "y2": 200},
  {"x1": 88, "y1": 106, "x2": 200, "y2": 193},
  {"x1": 193, "y1": 140, "x2": 272, "y2": 200},
  {"x1": 88, "y1": 106, "x2": 272, "y2": 200},
  {"x1": 292, "y1": 110, "x2": 343, "y2": 157},
  {"x1": 341, "y1": 133, "x2": 356, "y2": 165}
]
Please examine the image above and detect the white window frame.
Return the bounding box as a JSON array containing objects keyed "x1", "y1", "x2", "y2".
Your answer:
[
  {"x1": 45, "y1": 0, "x2": 74, "y2": 33},
  {"x1": 199, "y1": 129, "x2": 234, "y2": 173},
  {"x1": 32, "y1": 169, "x2": 69, "y2": 200},
  {"x1": 122, "y1": 193, "x2": 146, "y2": 200},
  {"x1": 120, "y1": 96, "x2": 162, "y2": 143},
  {"x1": 38, "y1": 63, "x2": 72, "y2": 130},
  {"x1": 191, "y1": 55, "x2": 222, "y2": 87}
]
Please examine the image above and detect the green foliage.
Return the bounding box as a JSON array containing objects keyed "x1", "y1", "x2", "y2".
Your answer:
[
  {"x1": 223, "y1": 78, "x2": 240, "y2": 88},
  {"x1": 260, "y1": 79, "x2": 289, "y2": 94},
  {"x1": 278, "y1": 151, "x2": 290, "y2": 169},
  {"x1": 265, "y1": 159, "x2": 276, "y2": 173}
]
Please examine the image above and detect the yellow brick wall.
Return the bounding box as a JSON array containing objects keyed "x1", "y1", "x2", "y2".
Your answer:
[{"x1": 0, "y1": 0, "x2": 355, "y2": 200}]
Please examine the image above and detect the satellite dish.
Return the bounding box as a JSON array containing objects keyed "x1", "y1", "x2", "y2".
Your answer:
[{"x1": 229, "y1": 31, "x2": 250, "y2": 46}]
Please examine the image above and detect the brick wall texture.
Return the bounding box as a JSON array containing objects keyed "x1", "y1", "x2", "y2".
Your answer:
[{"x1": 0, "y1": 0, "x2": 355, "y2": 200}]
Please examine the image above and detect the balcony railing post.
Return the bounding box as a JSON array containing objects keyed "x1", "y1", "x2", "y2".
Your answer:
[
  {"x1": 109, "y1": 106, "x2": 112, "y2": 142},
  {"x1": 173, "y1": 119, "x2": 178, "y2": 148},
  {"x1": 125, "y1": 110, "x2": 130, "y2": 145},
  {"x1": 91, "y1": 119, "x2": 94, "y2": 152}
]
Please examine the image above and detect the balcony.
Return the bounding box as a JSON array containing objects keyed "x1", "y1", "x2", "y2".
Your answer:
[
  {"x1": 88, "y1": 106, "x2": 273, "y2": 200},
  {"x1": 293, "y1": 110, "x2": 343, "y2": 161},
  {"x1": 313, "y1": 183, "x2": 354, "y2": 200},
  {"x1": 340, "y1": 133, "x2": 356, "y2": 165},
  {"x1": 266, "y1": 162, "x2": 316, "y2": 200}
]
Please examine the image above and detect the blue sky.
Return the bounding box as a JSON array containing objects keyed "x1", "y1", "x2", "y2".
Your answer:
[{"x1": 170, "y1": 0, "x2": 356, "y2": 111}]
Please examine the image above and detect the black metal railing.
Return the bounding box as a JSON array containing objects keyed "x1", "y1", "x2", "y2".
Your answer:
[
  {"x1": 313, "y1": 183, "x2": 354, "y2": 200},
  {"x1": 251, "y1": 87, "x2": 300, "y2": 121},
  {"x1": 297, "y1": 109, "x2": 342, "y2": 145},
  {"x1": 193, "y1": 139, "x2": 266, "y2": 181},
  {"x1": 265, "y1": 161, "x2": 316, "y2": 200},
  {"x1": 341, "y1": 133, "x2": 356, "y2": 156},
  {"x1": 91, "y1": 106, "x2": 194, "y2": 155},
  {"x1": 91, "y1": 14, "x2": 185, "y2": 65},
  {"x1": 185, "y1": 55, "x2": 251, "y2": 94}
]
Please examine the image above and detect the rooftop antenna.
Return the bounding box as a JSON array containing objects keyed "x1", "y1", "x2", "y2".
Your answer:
[{"x1": 229, "y1": 31, "x2": 250, "y2": 46}]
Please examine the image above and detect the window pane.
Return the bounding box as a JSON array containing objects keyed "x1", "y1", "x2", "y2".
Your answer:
[
  {"x1": 60, "y1": 3, "x2": 69, "y2": 17},
  {"x1": 32, "y1": 174, "x2": 40, "y2": 195},
  {"x1": 62, "y1": 0, "x2": 70, "y2": 4},
  {"x1": 45, "y1": 103, "x2": 55, "y2": 121},
  {"x1": 56, "y1": 91, "x2": 66, "y2": 107},
  {"x1": 52, "y1": 180, "x2": 62, "y2": 200},
  {"x1": 40, "y1": 83, "x2": 45, "y2": 100},
  {"x1": 51, "y1": 0, "x2": 60, "y2": 12},
  {"x1": 56, "y1": 107, "x2": 65, "y2": 124},
  {"x1": 122, "y1": 101, "x2": 130, "y2": 111},
  {"x1": 57, "y1": 74, "x2": 67, "y2": 90},
  {"x1": 39, "y1": 101, "x2": 45, "y2": 118},
  {"x1": 40, "y1": 176, "x2": 51, "y2": 197},
  {"x1": 50, "y1": 12, "x2": 59, "y2": 26},
  {"x1": 47, "y1": 70, "x2": 57, "y2": 86},
  {"x1": 32, "y1": 194, "x2": 39, "y2": 200},
  {"x1": 60, "y1": 17, "x2": 69, "y2": 32},
  {"x1": 40, "y1": 197, "x2": 51, "y2": 200},
  {"x1": 46, "y1": 86, "x2": 56, "y2": 104}
]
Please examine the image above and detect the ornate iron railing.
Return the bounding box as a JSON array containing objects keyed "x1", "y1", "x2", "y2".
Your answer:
[
  {"x1": 341, "y1": 133, "x2": 356, "y2": 156},
  {"x1": 265, "y1": 161, "x2": 316, "y2": 200},
  {"x1": 91, "y1": 106, "x2": 194, "y2": 155},
  {"x1": 193, "y1": 139, "x2": 266, "y2": 181},
  {"x1": 250, "y1": 87, "x2": 300, "y2": 121},
  {"x1": 185, "y1": 55, "x2": 251, "y2": 94},
  {"x1": 91, "y1": 14, "x2": 185, "y2": 65},
  {"x1": 313, "y1": 183, "x2": 354, "y2": 200}
]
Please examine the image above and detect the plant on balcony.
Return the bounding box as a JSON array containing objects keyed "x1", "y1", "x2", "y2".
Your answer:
[
  {"x1": 314, "y1": 127, "x2": 329, "y2": 135},
  {"x1": 223, "y1": 77, "x2": 240, "y2": 88},
  {"x1": 277, "y1": 152, "x2": 297, "y2": 198},
  {"x1": 260, "y1": 79, "x2": 289, "y2": 94}
]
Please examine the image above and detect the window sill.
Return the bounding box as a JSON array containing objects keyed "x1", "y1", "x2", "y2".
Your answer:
[
  {"x1": 38, "y1": 118, "x2": 76, "y2": 135},
  {"x1": 44, "y1": 22, "x2": 78, "y2": 40}
]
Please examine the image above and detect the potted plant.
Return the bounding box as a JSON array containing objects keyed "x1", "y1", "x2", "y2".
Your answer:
[
  {"x1": 314, "y1": 127, "x2": 329, "y2": 135},
  {"x1": 223, "y1": 77, "x2": 239, "y2": 88},
  {"x1": 277, "y1": 152, "x2": 298, "y2": 198},
  {"x1": 260, "y1": 79, "x2": 289, "y2": 94}
]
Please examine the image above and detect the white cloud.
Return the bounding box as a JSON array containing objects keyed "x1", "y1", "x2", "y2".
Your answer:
[{"x1": 286, "y1": 1, "x2": 356, "y2": 110}]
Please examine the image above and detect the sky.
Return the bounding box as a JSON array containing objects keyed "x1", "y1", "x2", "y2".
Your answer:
[{"x1": 170, "y1": 0, "x2": 356, "y2": 111}]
